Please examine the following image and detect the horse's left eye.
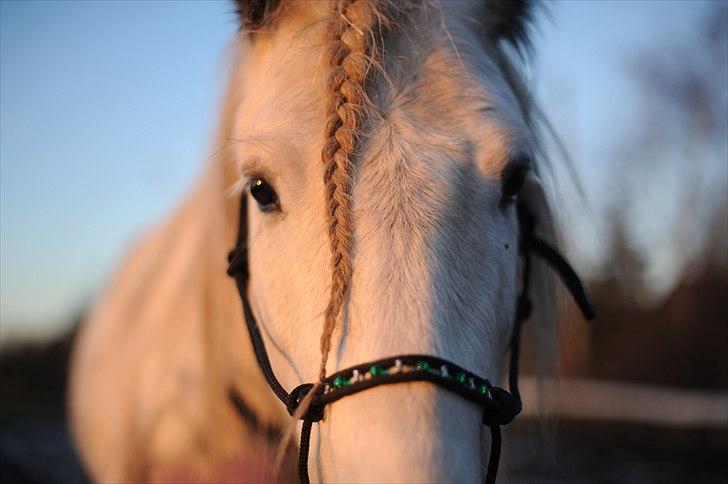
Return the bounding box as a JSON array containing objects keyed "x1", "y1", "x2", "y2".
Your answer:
[
  {"x1": 250, "y1": 178, "x2": 279, "y2": 211},
  {"x1": 501, "y1": 156, "x2": 531, "y2": 201}
]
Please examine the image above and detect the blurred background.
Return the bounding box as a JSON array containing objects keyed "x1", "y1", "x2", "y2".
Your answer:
[{"x1": 1, "y1": 1, "x2": 726, "y2": 483}]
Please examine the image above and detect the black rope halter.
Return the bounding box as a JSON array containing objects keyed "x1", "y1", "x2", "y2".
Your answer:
[{"x1": 226, "y1": 194, "x2": 594, "y2": 483}]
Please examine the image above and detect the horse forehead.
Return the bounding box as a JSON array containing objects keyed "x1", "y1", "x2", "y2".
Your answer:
[
  {"x1": 375, "y1": 20, "x2": 526, "y2": 173},
  {"x1": 360, "y1": 59, "x2": 519, "y2": 182},
  {"x1": 399, "y1": 38, "x2": 526, "y2": 140},
  {"x1": 236, "y1": 4, "x2": 523, "y2": 174},
  {"x1": 352, "y1": 62, "x2": 518, "y2": 226}
]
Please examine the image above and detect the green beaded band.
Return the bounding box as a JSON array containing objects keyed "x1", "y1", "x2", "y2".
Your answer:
[{"x1": 321, "y1": 356, "x2": 494, "y2": 403}]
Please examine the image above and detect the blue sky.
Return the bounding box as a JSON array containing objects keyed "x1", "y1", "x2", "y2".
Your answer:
[{"x1": 0, "y1": 1, "x2": 715, "y2": 342}]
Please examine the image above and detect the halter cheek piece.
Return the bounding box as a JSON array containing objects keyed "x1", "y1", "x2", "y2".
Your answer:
[{"x1": 227, "y1": 194, "x2": 594, "y2": 484}]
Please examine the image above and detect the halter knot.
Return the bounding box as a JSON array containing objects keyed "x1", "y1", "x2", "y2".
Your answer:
[
  {"x1": 482, "y1": 386, "x2": 522, "y2": 426},
  {"x1": 287, "y1": 383, "x2": 325, "y2": 422}
]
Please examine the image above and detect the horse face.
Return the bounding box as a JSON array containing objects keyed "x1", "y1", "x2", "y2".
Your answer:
[{"x1": 231, "y1": 2, "x2": 535, "y2": 481}]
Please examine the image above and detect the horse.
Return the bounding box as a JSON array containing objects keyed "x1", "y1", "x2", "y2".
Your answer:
[{"x1": 69, "y1": 1, "x2": 572, "y2": 481}]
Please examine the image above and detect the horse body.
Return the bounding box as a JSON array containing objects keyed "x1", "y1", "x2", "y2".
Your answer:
[{"x1": 70, "y1": 1, "x2": 556, "y2": 482}]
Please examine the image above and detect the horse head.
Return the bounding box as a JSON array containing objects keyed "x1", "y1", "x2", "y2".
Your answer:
[{"x1": 227, "y1": 1, "x2": 556, "y2": 481}]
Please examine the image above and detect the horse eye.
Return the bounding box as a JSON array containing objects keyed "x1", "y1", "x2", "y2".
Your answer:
[
  {"x1": 250, "y1": 178, "x2": 279, "y2": 210},
  {"x1": 501, "y1": 157, "x2": 531, "y2": 201}
]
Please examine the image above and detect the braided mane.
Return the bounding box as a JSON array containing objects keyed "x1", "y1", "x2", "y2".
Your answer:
[{"x1": 318, "y1": 0, "x2": 380, "y2": 382}]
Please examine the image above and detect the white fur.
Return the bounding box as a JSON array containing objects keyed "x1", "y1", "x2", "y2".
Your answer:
[{"x1": 70, "y1": 2, "x2": 554, "y2": 482}]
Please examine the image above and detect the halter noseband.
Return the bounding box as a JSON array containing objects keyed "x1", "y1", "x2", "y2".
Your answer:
[{"x1": 227, "y1": 194, "x2": 594, "y2": 484}]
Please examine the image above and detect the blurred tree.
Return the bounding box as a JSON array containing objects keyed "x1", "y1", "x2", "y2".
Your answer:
[{"x1": 561, "y1": 4, "x2": 727, "y2": 388}]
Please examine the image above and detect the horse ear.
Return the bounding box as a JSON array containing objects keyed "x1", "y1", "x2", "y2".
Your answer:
[
  {"x1": 481, "y1": 0, "x2": 535, "y2": 51},
  {"x1": 233, "y1": 0, "x2": 282, "y2": 31}
]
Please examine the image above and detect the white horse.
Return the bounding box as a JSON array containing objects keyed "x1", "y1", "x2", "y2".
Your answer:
[{"x1": 70, "y1": 1, "x2": 562, "y2": 482}]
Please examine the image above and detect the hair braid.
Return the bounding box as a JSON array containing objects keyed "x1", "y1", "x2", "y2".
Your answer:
[{"x1": 318, "y1": 0, "x2": 377, "y2": 383}]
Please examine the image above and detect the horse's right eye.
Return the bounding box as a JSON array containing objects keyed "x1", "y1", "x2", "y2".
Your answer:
[
  {"x1": 501, "y1": 156, "x2": 531, "y2": 202},
  {"x1": 250, "y1": 178, "x2": 279, "y2": 211}
]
